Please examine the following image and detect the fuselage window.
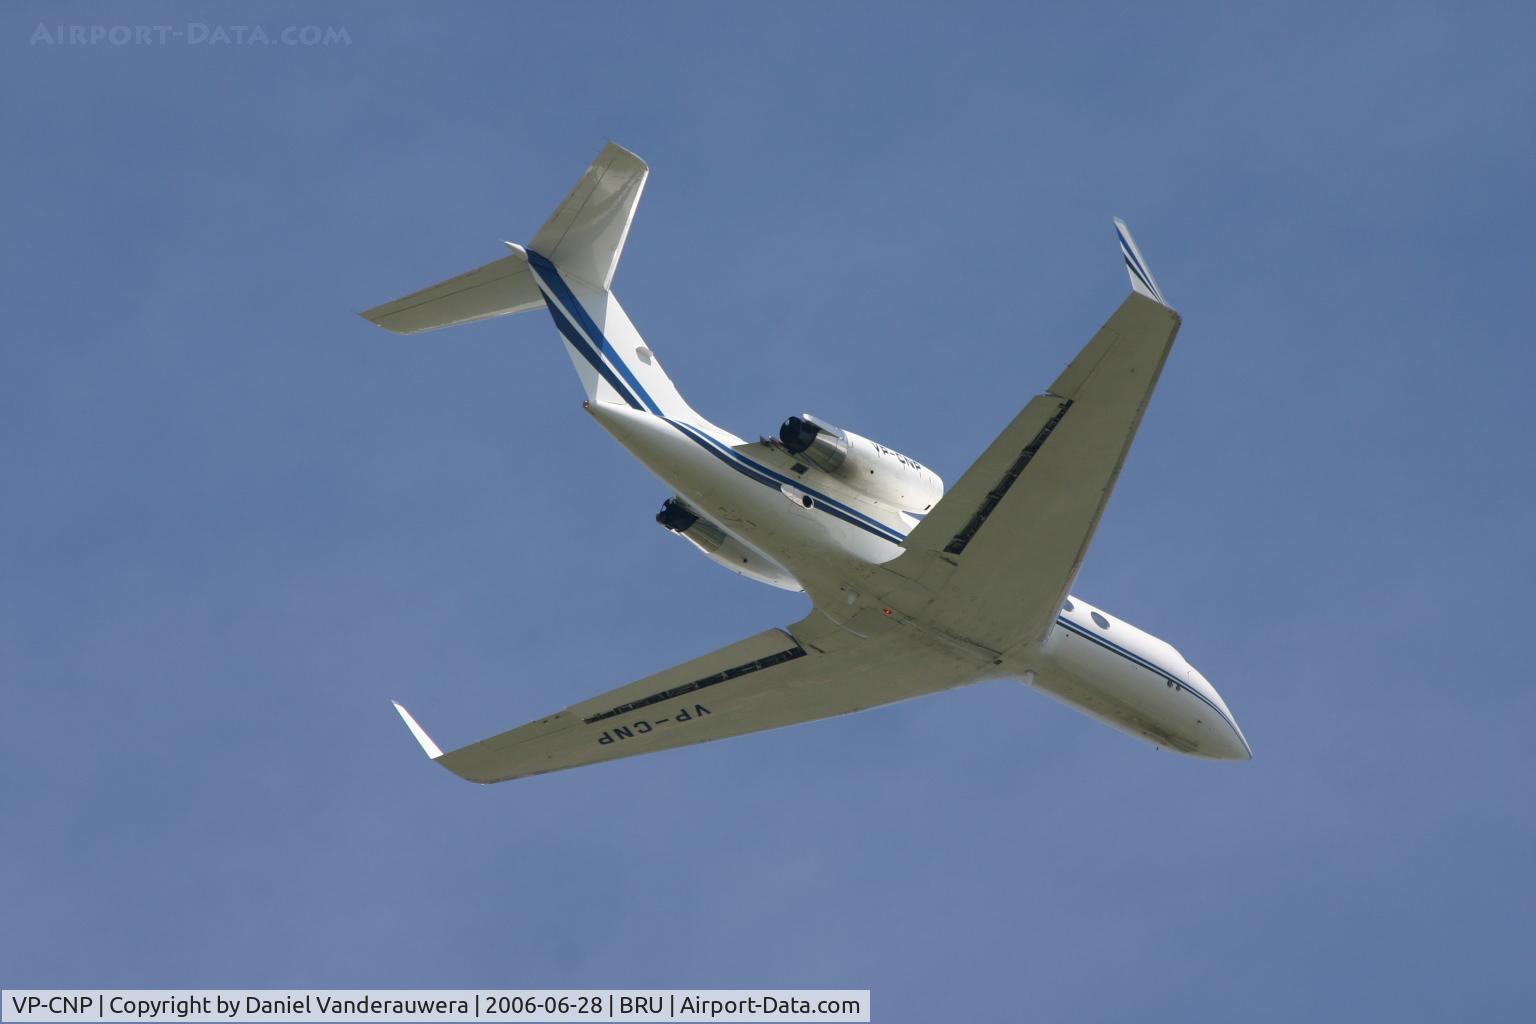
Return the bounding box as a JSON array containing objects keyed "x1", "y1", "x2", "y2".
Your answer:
[{"x1": 1090, "y1": 611, "x2": 1110, "y2": 629}]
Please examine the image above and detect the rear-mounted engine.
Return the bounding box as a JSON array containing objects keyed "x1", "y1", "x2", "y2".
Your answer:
[{"x1": 779, "y1": 413, "x2": 944, "y2": 512}]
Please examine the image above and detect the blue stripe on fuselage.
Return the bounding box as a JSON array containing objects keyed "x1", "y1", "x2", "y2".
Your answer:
[
  {"x1": 666, "y1": 419, "x2": 907, "y2": 544},
  {"x1": 1054, "y1": 614, "x2": 1246, "y2": 749},
  {"x1": 527, "y1": 251, "x2": 908, "y2": 546},
  {"x1": 542, "y1": 293, "x2": 644, "y2": 411},
  {"x1": 528, "y1": 251, "x2": 660, "y2": 414}
]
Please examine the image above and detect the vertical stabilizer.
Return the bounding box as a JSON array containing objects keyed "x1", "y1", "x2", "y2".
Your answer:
[
  {"x1": 521, "y1": 144, "x2": 712, "y2": 428},
  {"x1": 531, "y1": 143, "x2": 648, "y2": 290},
  {"x1": 525, "y1": 250, "x2": 708, "y2": 426},
  {"x1": 361, "y1": 143, "x2": 717, "y2": 431}
]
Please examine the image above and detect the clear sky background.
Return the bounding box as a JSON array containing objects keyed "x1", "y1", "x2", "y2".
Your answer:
[{"x1": 4, "y1": 2, "x2": 1533, "y2": 1020}]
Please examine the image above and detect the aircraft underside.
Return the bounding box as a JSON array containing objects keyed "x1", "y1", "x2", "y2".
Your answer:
[{"x1": 363, "y1": 142, "x2": 1251, "y2": 783}]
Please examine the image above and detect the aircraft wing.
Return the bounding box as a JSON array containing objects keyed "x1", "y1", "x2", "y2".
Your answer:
[
  {"x1": 895, "y1": 222, "x2": 1181, "y2": 654},
  {"x1": 392, "y1": 617, "x2": 978, "y2": 783}
]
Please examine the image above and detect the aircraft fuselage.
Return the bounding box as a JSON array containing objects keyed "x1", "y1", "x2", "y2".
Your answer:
[{"x1": 590, "y1": 401, "x2": 1250, "y2": 760}]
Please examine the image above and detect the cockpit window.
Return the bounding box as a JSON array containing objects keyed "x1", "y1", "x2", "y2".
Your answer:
[
  {"x1": 1063, "y1": 599, "x2": 1075, "y2": 612},
  {"x1": 1090, "y1": 611, "x2": 1110, "y2": 629}
]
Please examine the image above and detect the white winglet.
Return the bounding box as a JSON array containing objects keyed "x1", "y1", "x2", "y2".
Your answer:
[
  {"x1": 1113, "y1": 217, "x2": 1167, "y2": 306},
  {"x1": 392, "y1": 701, "x2": 443, "y2": 760}
]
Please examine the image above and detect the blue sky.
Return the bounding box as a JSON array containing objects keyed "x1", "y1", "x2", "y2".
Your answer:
[{"x1": 3, "y1": 1, "x2": 1533, "y2": 1019}]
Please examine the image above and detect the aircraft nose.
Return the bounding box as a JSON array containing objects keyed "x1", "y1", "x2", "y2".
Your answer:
[
  {"x1": 1185, "y1": 668, "x2": 1252, "y2": 761},
  {"x1": 1206, "y1": 717, "x2": 1253, "y2": 761}
]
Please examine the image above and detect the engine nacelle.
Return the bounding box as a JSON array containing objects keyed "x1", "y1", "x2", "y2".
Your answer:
[
  {"x1": 656, "y1": 499, "x2": 801, "y2": 591},
  {"x1": 779, "y1": 413, "x2": 944, "y2": 512}
]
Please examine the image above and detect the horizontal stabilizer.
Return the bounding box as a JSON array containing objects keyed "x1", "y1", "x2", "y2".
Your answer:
[{"x1": 360, "y1": 247, "x2": 542, "y2": 334}]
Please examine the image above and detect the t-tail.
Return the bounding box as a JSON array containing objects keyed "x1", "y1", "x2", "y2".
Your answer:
[{"x1": 360, "y1": 143, "x2": 709, "y2": 427}]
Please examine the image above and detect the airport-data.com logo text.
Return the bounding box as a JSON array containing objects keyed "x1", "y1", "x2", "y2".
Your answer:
[{"x1": 30, "y1": 23, "x2": 352, "y2": 47}]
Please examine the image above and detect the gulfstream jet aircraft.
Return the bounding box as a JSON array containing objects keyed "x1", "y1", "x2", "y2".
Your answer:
[{"x1": 365, "y1": 143, "x2": 1250, "y2": 783}]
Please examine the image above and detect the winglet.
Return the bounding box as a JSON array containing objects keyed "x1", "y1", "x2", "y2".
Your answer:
[
  {"x1": 392, "y1": 701, "x2": 444, "y2": 760},
  {"x1": 1113, "y1": 218, "x2": 1167, "y2": 306}
]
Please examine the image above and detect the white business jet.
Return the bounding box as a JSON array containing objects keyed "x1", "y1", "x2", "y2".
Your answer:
[{"x1": 365, "y1": 143, "x2": 1250, "y2": 783}]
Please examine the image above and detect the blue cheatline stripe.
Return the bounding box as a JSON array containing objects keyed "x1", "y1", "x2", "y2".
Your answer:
[
  {"x1": 542, "y1": 295, "x2": 644, "y2": 411},
  {"x1": 527, "y1": 250, "x2": 660, "y2": 414},
  {"x1": 1055, "y1": 614, "x2": 1247, "y2": 751},
  {"x1": 667, "y1": 420, "x2": 908, "y2": 544},
  {"x1": 667, "y1": 418, "x2": 780, "y2": 489},
  {"x1": 1116, "y1": 227, "x2": 1161, "y2": 301},
  {"x1": 669, "y1": 419, "x2": 908, "y2": 543},
  {"x1": 665, "y1": 422, "x2": 902, "y2": 542},
  {"x1": 526, "y1": 250, "x2": 910, "y2": 546}
]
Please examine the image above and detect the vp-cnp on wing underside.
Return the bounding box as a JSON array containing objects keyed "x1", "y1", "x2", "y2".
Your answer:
[{"x1": 397, "y1": 618, "x2": 986, "y2": 783}]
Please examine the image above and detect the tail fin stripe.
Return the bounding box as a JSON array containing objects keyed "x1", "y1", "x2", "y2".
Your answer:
[
  {"x1": 542, "y1": 294, "x2": 645, "y2": 411},
  {"x1": 527, "y1": 250, "x2": 662, "y2": 415}
]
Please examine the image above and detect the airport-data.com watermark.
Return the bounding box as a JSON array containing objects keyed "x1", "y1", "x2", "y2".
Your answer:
[{"x1": 30, "y1": 23, "x2": 351, "y2": 47}]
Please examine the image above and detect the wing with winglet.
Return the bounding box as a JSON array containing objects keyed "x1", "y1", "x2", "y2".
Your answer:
[
  {"x1": 387, "y1": 220, "x2": 1183, "y2": 782},
  {"x1": 890, "y1": 220, "x2": 1180, "y2": 655},
  {"x1": 392, "y1": 616, "x2": 979, "y2": 783}
]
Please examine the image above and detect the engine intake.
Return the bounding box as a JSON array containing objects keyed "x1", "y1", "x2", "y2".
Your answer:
[
  {"x1": 777, "y1": 413, "x2": 944, "y2": 512},
  {"x1": 779, "y1": 414, "x2": 850, "y2": 474},
  {"x1": 656, "y1": 497, "x2": 702, "y2": 534},
  {"x1": 655, "y1": 498, "x2": 800, "y2": 591}
]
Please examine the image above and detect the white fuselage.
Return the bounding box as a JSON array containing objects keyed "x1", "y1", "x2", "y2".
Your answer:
[{"x1": 590, "y1": 401, "x2": 1251, "y2": 761}]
